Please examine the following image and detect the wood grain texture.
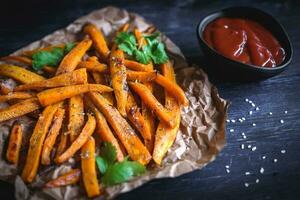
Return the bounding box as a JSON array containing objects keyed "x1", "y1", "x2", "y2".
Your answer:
[{"x1": 0, "y1": 0, "x2": 300, "y2": 199}]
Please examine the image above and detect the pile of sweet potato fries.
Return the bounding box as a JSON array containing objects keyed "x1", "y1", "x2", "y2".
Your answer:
[{"x1": 0, "y1": 23, "x2": 188, "y2": 197}]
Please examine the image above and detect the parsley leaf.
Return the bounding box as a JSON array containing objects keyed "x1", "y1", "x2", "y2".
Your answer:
[
  {"x1": 115, "y1": 31, "x2": 168, "y2": 65},
  {"x1": 96, "y1": 156, "x2": 108, "y2": 174},
  {"x1": 102, "y1": 160, "x2": 146, "y2": 186},
  {"x1": 101, "y1": 142, "x2": 117, "y2": 164},
  {"x1": 31, "y1": 43, "x2": 76, "y2": 71}
]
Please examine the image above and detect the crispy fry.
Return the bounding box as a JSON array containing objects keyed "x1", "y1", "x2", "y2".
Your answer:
[
  {"x1": 155, "y1": 74, "x2": 189, "y2": 106},
  {"x1": 91, "y1": 72, "x2": 114, "y2": 105},
  {"x1": 37, "y1": 84, "x2": 113, "y2": 106},
  {"x1": 0, "y1": 92, "x2": 34, "y2": 103},
  {"x1": 0, "y1": 64, "x2": 45, "y2": 84},
  {"x1": 84, "y1": 24, "x2": 110, "y2": 61},
  {"x1": 153, "y1": 61, "x2": 181, "y2": 165},
  {"x1": 88, "y1": 92, "x2": 151, "y2": 165},
  {"x1": 56, "y1": 131, "x2": 68, "y2": 158},
  {"x1": 22, "y1": 44, "x2": 66, "y2": 57},
  {"x1": 55, "y1": 114, "x2": 96, "y2": 164},
  {"x1": 81, "y1": 137, "x2": 100, "y2": 197},
  {"x1": 129, "y1": 82, "x2": 175, "y2": 128},
  {"x1": 56, "y1": 39, "x2": 92, "y2": 75},
  {"x1": 22, "y1": 102, "x2": 62, "y2": 183},
  {"x1": 0, "y1": 98, "x2": 41, "y2": 123},
  {"x1": 41, "y1": 108, "x2": 65, "y2": 165},
  {"x1": 126, "y1": 71, "x2": 157, "y2": 82},
  {"x1": 77, "y1": 60, "x2": 108, "y2": 73},
  {"x1": 42, "y1": 66, "x2": 57, "y2": 74},
  {"x1": 126, "y1": 92, "x2": 151, "y2": 141},
  {"x1": 0, "y1": 56, "x2": 32, "y2": 65},
  {"x1": 0, "y1": 84, "x2": 11, "y2": 95},
  {"x1": 44, "y1": 169, "x2": 81, "y2": 188},
  {"x1": 110, "y1": 50, "x2": 127, "y2": 116},
  {"x1": 68, "y1": 95, "x2": 85, "y2": 142},
  {"x1": 85, "y1": 97, "x2": 124, "y2": 161},
  {"x1": 134, "y1": 28, "x2": 147, "y2": 49},
  {"x1": 111, "y1": 23, "x2": 130, "y2": 51},
  {"x1": 124, "y1": 60, "x2": 153, "y2": 72},
  {"x1": 144, "y1": 26, "x2": 157, "y2": 34},
  {"x1": 15, "y1": 68, "x2": 87, "y2": 91},
  {"x1": 6, "y1": 123, "x2": 23, "y2": 164}
]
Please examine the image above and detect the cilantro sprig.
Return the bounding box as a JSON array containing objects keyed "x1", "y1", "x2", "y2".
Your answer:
[
  {"x1": 96, "y1": 142, "x2": 146, "y2": 186},
  {"x1": 115, "y1": 31, "x2": 168, "y2": 65},
  {"x1": 32, "y1": 43, "x2": 76, "y2": 71}
]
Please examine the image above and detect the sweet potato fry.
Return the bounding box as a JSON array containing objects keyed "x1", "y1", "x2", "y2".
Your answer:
[
  {"x1": 124, "y1": 60, "x2": 153, "y2": 72},
  {"x1": 129, "y1": 82, "x2": 175, "y2": 128},
  {"x1": 85, "y1": 98, "x2": 124, "y2": 161},
  {"x1": 0, "y1": 64, "x2": 45, "y2": 84},
  {"x1": 0, "y1": 56, "x2": 32, "y2": 65},
  {"x1": 155, "y1": 74, "x2": 189, "y2": 106},
  {"x1": 15, "y1": 68, "x2": 87, "y2": 91},
  {"x1": 111, "y1": 23, "x2": 130, "y2": 51},
  {"x1": 0, "y1": 84, "x2": 11, "y2": 95},
  {"x1": 68, "y1": 95, "x2": 85, "y2": 142},
  {"x1": 144, "y1": 26, "x2": 157, "y2": 34},
  {"x1": 84, "y1": 24, "x2": 110, "y2": 61},
  {"x1": 88, "y1": 92, "x2": 151, "y2": 165},
  {"x1": 22, "y1": 102, "x2": 62, "y2": 183},
  {"x1": 0, "y1": 98, "x2": 41, "y2": 123},
  {"x1": 0, "y1": 92, "x2": 34, "y2": 103},
  {"x1": 44, "y1": 169, "x2": 81, "y2": 188},
  {"x1": 153, "y1": 61, "x2": 181, "y2": 165},
  {"x1": 81, "y1": 137, "x2": 100, "y2": 197},
  {"x1": 56, "y1": 131, "x2": 68, "y2": 158},
  {"x1": 41, "y1": 107, "x2": 65, "y2": 165},
  {"x1": 6, "y1": 123, "x2": 23, "y2": 164},
  {"x1": 91, "y1": 72, "x2": 114, "y2": 105},
  {"x1": 55, "y1": 114, "x2": 96, "y2": 164},
  {"x1": 110, "y1": 50, "x2": 127, "y2": 116},
  {"x1": 37, "y1": 84, "x2": 113, "y2": 106},
  {"x1": 56, "y1": 38, "x2": 92, "y2": 75},
  {"x1": 126, "y1": 92, "x2": 151, "y2": 141},
  {"x1": 126, "y1": 71, "x2": 157, "y2": 82},
  {"x1": 22, "y1": 44, "x2": 66, "y2": 57},
  {"x1": 134, "y1": 28, "x2": 147, "y2": 49},
  {"x1": 77, "y1": 60, "x2": 108, "y2": 73}
]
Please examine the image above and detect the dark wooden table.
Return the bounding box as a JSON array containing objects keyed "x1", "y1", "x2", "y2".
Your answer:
[{"x1": 1, "y1": 0, "x2": 300, "y2": 199}]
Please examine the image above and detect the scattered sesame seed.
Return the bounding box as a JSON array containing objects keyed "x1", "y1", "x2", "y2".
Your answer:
[
  {"x1": 248, "y1": 145, "x2": 252, "y2": 149},
  {"x1": 249, "y1": 100, "x2": 253, "y2": 104},
  {"x1": 256, "y1": 107, "x2": 260, "y2": 111},
  {"x1": 251, "y1": 103, "x2": 256, "y2": 107},
  {"x1": 273, "y1": 159, "x2": 278, "y2": 163},
  {"x1": 241, "y1": 144, "x2": 245, "y2": 149},
  {"x1": 260, "y1": 167, "x2": 264, "y2": 174},
  {"x1": 239, "y1": 118, "x2": 243, "y2": 122},
  {"x1": 244, "y1": 182, "x2": 249, "y2": 187},
  {"x1": 226, "y1": 169, "x2": 230, "y2": 173},
  {"x1": 252, "y1": 123, "x2": 256, "y2": 127},
  {"x1": 231, "y1": 119, "x2": 236, "y2": 123},
  {"x1": 284, "y1": 110, "x2": 288, "y2": 114},
  {"x1": 243, "y1": 135, "x2": 247, "y2": 139},
  {"x1": 225, "y1": 165, "x2": 230, "y2": 169},
  {"x1": 245, "y1": 172, "x2": 251, "y2": 175},
  {"x1": 269, "y1": 112, "x2": 273, "y2": 115},
  {"x1": 262, "y1": 156, "x2": 266, "y2": 159},
  {"x1": 242, "y1": 132, "x2": 245, "y2": 136},
  {"x1": 242, "y1": 117, "x2": 246, "y2": 120},
  {"x1": 230, "y1": 129, "x2": 234, "y2": 133},
  {"x1": 252, "y1": 146, "x2": 257, "y2": 151},
  {"x1": 280, "y1": 120, "x2": 284, "y2": 124},
  {"x1": 281, "y1": 150, "x2": 286, "y2": 154},
  {"x1": 249, "y1": 111, "x2": 253, "y2": 115},
  {"x1": 256, "y1": 179, "x2": 260, "y2": 183},
  {"x1": 226, "y1": 119, "x2": 230, "y2": 123},
  {"x1": 245, "y1": 98, "x2": 249, "y2": 102}
]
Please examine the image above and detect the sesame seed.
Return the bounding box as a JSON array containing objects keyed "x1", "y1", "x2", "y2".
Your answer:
[
  {"x1": 242, "y1": 132, "x2": 245, "y2": 136},
  {"x1": 226, "y1": 119, "x2": 230, "y2": 123},
  {"x1": 252, "y1": 146, "x2": 257, "y2": 151},
  {"x1": 256, "y1": 107, "x2": 260, "y2": 111},
  {"x1": 245, "y1": 172, "x2": 250, "y2": 175},
  {"x1": 241, "y1": 144, "x2": 245, "y2": 149},
  {"x1": 248, "y1": 145, "x2": 252, "y2": 149},
  {"x1": 262, "y1": 156, "x2": 266, "y2": 159},
  {"x1": 251, "y1": 103, "x2": 256, "y2": 107},
  {"x1": 281, "y1": 150, "x2": 286, "y2": 154},
  {"x1": 284, "y1": 110, "x2": 288, "y2": 114},
  {"x1": 252, "y1": 123, "x2": 256, "y2": 127},
  {"x1": 244, "y1": 183, "x2": 249, "y2": 187},
  {"x1": 231, "y1": 119, "x2": 236, "y2": 123},
  {"x1": 260, "y1": 167, "x2": 264, "y2": 174},
  {"x1": 256, "y1": 179, "x2": 260, "y2": 183},
  {"x1": 226, "y1": 169, "x2": 230, "y2": 173},
  {"x1": 245, "y1": 98, "x2": 249, "y2": 102},
  {"x1": 242, "y1": 117, "x2": 246, "y2": 120},
  {"x1": 243, "y1": 135, "x2": 247, "y2": 139},
  {"x1": 273, "y1": 159, "x2": 278, "y2": 163},
  {"x1": 280, "y1": 120, "x2": 284, "y2": 124},
  {"x1": 249, "y1": 111, "x2": 253, "y2": 115},
  {"x1": 225, "y1": 165, "x2": 230, "y2": 169},
  {"x1": 230, "y1": 129, "x2": 234, "y2": 133},
  {"x1": 269, "y1": 112, "x2": 273, "y2": 115},
  {"x1": 239, "y1": 118, "x2": 243, "y2": 122},
  {"x1": 249, "y1": 100, "x2": 253, "y2": 104}
]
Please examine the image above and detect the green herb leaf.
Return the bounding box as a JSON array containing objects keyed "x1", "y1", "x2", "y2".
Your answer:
[
  {"x1": 149, "y1": 42, "x2": 168, "y2": 64},
  {"x1": 31, "y1": 43, "x2": 76, "y2": 71},
  {"x1": 102, "y1": 160, "x2": 146, "y2": 186},
  {"x1": 115, "y1": 32, "x2": 137, "y2": 56},
  {"x1": 96, "y1": 156, "x2": 108, "y2": 174},
  {"x1": 101, "y1": 142, "x2": 117, "y2": 165},
  {"x1": 134, "y1": 48, "x2": 151, "y2": 64}
]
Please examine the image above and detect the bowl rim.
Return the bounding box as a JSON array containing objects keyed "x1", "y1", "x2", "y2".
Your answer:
[{"x1": 196, "y1": 6, "x2": 293, "y2": 72}]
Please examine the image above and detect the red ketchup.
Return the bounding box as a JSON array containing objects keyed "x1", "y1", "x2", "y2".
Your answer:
[{"x1": 203, "y1": 17, "x2": 285, "y2": 67}]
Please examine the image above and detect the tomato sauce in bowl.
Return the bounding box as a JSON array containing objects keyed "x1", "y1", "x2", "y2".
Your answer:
[{"x1": 203, "y1": 17, "x2": 286, "y2": 68}]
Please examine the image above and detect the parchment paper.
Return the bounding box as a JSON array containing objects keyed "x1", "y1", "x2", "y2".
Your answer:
[{"x1": 0, "y1": 6, "x2": 229, "y2": 200}]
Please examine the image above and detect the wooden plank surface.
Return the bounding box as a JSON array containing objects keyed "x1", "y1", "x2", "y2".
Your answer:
[{"x1": 0, "y1": 0, "x2": 300, "y2": 199}]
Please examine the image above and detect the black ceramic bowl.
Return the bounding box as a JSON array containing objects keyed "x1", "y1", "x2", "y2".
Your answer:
[{"x1": 196, "y1": 6, "x2": 293, "y2": 80}]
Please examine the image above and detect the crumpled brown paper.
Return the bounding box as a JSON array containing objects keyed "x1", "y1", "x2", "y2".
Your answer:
[{"x1": 0, "y1": 6, "x2": 229, "y2": 200}]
